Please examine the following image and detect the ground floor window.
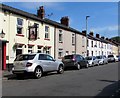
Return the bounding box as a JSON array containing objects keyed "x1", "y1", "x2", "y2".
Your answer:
[
  {"x1": 43, "y1": 47, "x2": 51, "y2": 54},
  {"x1": 87, "y1": 50, "x2": 89, "y2": 56},
  {"x1": 28, "y1": 45, "x2": 34, "y2": 53},
  {"x1": 92, "y1": 51, "x2": 93, "y2": 56},
  {"x1": 65, "y1": 51, "x2": 69, "y2": 55},
  {"x1": 37, "y1": 46, "x2": 42, "y2": 53},
  {"x1": 16, "y1": 45, "x2": 23, "y2": 56},
  {"x1": 58, "y1": 48, "x2": 63, "y2": 58}
]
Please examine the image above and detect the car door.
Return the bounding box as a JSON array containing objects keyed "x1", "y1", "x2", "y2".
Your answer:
[
  {"x1": 79, "y1": 55, "x2": 86, "y2": 67},
  {"x1": 46, "y1": 55, "x2": 57, "y2": 71},
  {"x1": 93, "y1": 56, "x2": 97, "y2": 65},
  {"x1": 38, "y1": 54, "x2": 50, "y2": 72}
]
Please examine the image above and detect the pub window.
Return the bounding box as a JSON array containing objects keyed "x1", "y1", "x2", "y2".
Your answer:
[
  {"x1": 16, "y1": 45, "x2": 23, "y2": 56},
  {"x1": 28, "y1": 46, "x2": 34, "y2": 53},
  {"x1": 37, "y1": 46, "x2": 42, "y2": 53},
  {"x1": 17, "y1": 18, "x2": 23, "y2": 34}
]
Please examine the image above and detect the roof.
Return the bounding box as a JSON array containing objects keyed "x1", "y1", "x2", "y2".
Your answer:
[{"x1": 0, "y1": 3, "x2": 84, "y2": 36}]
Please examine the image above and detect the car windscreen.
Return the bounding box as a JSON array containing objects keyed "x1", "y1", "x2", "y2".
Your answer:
[
  {"x1": 108, "y1": 55, "x2": 114, "y2": 58},
  {"x1": 15, "y1": 54, "x2": 36, "y2": 61},
  {"x1": 96, "y1": 56, "x2": 102, "y2": 59},
  {"x1": 85, "y1": 57, "x2": 92, "y2": 60},
  {"x1": 64, "y1": 55, "x2": 74, "y2": 59}
]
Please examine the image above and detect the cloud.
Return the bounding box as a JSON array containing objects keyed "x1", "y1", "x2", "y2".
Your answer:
[{"x1": 90, "y1": 25, "x2": 118, "y2": 33}]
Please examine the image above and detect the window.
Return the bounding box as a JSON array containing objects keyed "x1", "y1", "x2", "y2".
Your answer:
[
  {"x1": 72, "y1": 33, "x2": 75, "y2": 45},
  {"x1": 46, "y1": 55, "x2": 53, "y2": 61},
  {"x1": 82, "y1": 37, "x2": 85, "y2": 47},
  {"x1": 28, "y1": 46, "x2": 34, "y2": 53},
  {"x1": 99, "y1": 42, "x2": 101, "y2": 48},
  {"x1": 15, "y1": 54, "x2": 35, "y2": 61},
  {"x1": 37, "y1": 46, "x2": 42, "y2": 53},
  {"x1": 92, "y1": 51, "x2": 93, "y2": 56},
  {"x1": 65, "y1": 51, "x2": 69, "y2": 55},
  {"x1": 16, "y1": 45, "x2": 23, "y2": 57},
  {"x1": 72, "y1": 51, "x2": 75, "y2": 54},
  {"x1": 59, "y1": 30, "x2": 63, "y2": 43},
  {"x1": 91, "y1": 41, "x2": 93, "y2": 47},
  {"x1": 58, "y1": 49, "x2": 63, "y2": 58},
  {"x1": 45, "y1": 26, "x2": 49, "y2": 39},
  {"x1": 87, "y1": 39, "x2": 89, "y2": 47},
  {"x1": 87, "y1": 50, "x2": 89, "y2": 56},
  {"x1": 17, "y1": 18, "x2": 23, "y2": 34},
  {"x1": 38, "y1": 54, "x2": 46, "y2": 60}
]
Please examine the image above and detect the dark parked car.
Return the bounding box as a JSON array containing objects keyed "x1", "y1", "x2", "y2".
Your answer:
[{"x1": 62, "y1": 54, "x2": 88, "y2": 70}]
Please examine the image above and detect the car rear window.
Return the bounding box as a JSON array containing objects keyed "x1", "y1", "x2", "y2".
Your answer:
[
  {"x1": 15, "y1": 54, "x2": 36, "y2": 61},
  {"x1": 64, "y1": 55, "x2": 74, "y2": 59},
  {"x1": 108, "y1": 55, "x2": 114, "y2": 58}
]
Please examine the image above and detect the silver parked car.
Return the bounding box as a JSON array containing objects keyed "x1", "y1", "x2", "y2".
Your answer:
[
  {"x1": 85, "y1": 56, "x2": 99, "y2": 66},
  {"x1": 96, "y1": 55, "x2": 108, "y2": 65},
  {"x1": 12, "y1": 53, "x2": 64, "y2": 79}
]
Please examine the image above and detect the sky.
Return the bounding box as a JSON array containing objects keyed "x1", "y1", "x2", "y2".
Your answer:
[{"x1": 2, "y1": 2, "x2": 118, "y2": 38}]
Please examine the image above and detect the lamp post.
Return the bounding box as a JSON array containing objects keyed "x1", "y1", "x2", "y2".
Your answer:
[{"x1": 86, "y1": 16, "x2": 90, "y2": 56}]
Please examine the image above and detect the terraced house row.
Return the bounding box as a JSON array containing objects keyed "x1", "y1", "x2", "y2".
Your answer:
[{"x1": 0, "y1": 4, "x2": 119, "y2": 70}]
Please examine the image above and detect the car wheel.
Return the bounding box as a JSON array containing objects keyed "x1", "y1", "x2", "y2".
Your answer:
[
  {"x1": 34, "y1": 67, "x2": 42, "y2": 79},
  {"x1": 76, "y1": 63, "x2": 81, "y2": 70},
  {"x1": 57, "y1": 65, "x2": 64, "y2": 74}
]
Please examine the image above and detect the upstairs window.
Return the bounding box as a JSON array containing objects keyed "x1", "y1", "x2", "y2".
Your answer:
[
  {"x1": 82, "y1": 36, "x2": 85, "y2": 47},
  {"x1": 72, "y1": 33, "x2": 75, "y2": 45},
  {"x1": 91, "y1": 40, "x2": 93, "y2": 47},
  {"x1": 45, "y1": 26, "x2": 50, "y2": 39},
  {"x1": 59, "y1": 30, "x2": 63, "y2": 43},
  {"x1": 17, "y1": 18, "x2": 23, "y2": 34}
]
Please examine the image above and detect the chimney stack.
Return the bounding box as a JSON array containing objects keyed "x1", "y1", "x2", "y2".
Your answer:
[
  {"x1": 60, "y1": 16, "x2": 69, "y2": 26},
  {"x1": 37, "y1": 6, "x2": 45, "y2": 19},
  {"x1": 106, "y1": 38, "x2": 109, "y2": 40},
  {"x1": 89, "y1": 31, "x2": 94, "y2": 36},
  {"x1": 96, "y1": 34, "x2": 100, "y2": 38},
  {"x1": 101, "y1": 36, "x2": 105, "y2": 39},
  {"x1": 82, "y1": 30, "x2": 87, "y2": 36}
]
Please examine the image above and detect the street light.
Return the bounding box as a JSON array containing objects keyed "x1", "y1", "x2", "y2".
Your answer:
[
  {"x1": 86, "y1": 16, "x2": 90, "y2": 56},
  {"x1": 86, "y1": 16, "x2": 90, "y2": 34}
]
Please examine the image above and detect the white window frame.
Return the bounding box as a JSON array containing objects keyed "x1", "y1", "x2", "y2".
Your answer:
[
  {"x1": 45, "y1": 26, "x2": 50, "y2": 39},
  {"x1": 59, "y1": 30, "x2": 63, "y2": 43},
  {"x1": 17, "y1": 18, "x2": 23, "y2": 34},
  {"x1": 72, "y1": 33, "x2": 75, "y2": 45}
]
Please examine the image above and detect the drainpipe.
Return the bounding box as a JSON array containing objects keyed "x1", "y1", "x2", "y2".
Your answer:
[
  {"x1": 54, "y1": 26, "x2": 56, "y2": 59},
  {"x1": 75, "y1": 33, "x2": 77, "y2": 54}
]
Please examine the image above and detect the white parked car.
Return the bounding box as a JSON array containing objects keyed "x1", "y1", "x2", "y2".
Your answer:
[
  {"x1": 12, "y1": 53, "x2": 64, "y2": 79},
  {"x1": 96, "y1": 55, "x2": 108, "y2": 65},
  {"x1": 85, "y1": 56, "x2": 99, "y2": 66},
  {"x1": 108, "y1": 54, "x2": 118, "y2": 62}
]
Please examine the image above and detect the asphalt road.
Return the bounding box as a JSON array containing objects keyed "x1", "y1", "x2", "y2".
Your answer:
[{"x1": 2, "y1": 62, "x2": 119, "y2": 96}]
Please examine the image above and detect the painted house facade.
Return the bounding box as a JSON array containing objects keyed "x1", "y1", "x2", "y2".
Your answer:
[
  {"x1": 87, "y1": 32, "x2": 118, "y2": 57},
  {"x1": 0, "y1": 4, "x2": 87, "y2": 70}
]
